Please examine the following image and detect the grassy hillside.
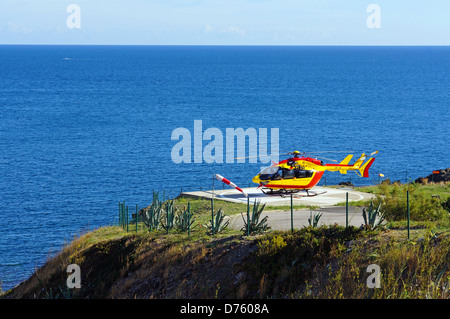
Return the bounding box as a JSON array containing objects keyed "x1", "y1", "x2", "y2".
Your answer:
[{"x1": 2, "y1": 183, "x2": 449, "y2": 299}]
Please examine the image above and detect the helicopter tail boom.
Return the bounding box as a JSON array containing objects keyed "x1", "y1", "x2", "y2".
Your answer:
[{"x1": 324, "y1": 151, "x2": 377, "y2": 177}]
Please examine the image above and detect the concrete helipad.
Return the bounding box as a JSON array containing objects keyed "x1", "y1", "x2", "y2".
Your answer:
[{"x1": 181, "y1": 186, "x2": 375, "y2": 208}]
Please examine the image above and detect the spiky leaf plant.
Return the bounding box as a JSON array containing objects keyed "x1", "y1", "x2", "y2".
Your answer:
[
  {"x1": 175, "y1": 205, "x2": 196, "y2": 232},
  {"x1": 204, "y1": 208, "x2": 229, "y2": 235},
  {"x1": 143, "y1": 190, "x2": 163, "y2": 231},
  {"x1": 161, "y1": 199, "x2": 177, "y2": 232},
  {"x1": 308, "y1": 212, "x2": 323, "y2": 228},
  {"x1": 362, "y1": 199, "x2": 385, "y2": 231},
  {"x1": 241, "y1": 200, "x2": 271, "y2": 235}
]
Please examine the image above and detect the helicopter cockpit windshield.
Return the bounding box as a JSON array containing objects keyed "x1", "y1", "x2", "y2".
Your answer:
[{"x1": 259, "y1": 166, "x2": 279, "y2": 180}]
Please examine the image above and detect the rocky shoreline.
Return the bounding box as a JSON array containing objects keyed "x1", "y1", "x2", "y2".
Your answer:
[
  {"x1": 336, "y1": 168, "x2": 450, "y2": 188},
  {"x1": 415, "y1": 168, "x2": 450, "y2": 184}
]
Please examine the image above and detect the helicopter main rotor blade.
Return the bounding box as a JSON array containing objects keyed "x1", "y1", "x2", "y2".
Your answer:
[
  {"x1": 305, "y1": 151, "x2": 356, "y2": 154},
  {"x1": 234, "y1": 155, "x2": 260, "y2": 160},
  {"x1": 235, "y1": 150, "x2": 373, "y2": 161},
  {"x1": 308, "y1": 155, "x2": 338, "y2": 162},
  {"x1": 234, "y1": 153, "x2": 287, "y2": 160}
]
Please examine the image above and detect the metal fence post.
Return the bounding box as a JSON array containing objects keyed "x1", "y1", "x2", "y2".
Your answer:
[
  {"x1": 120, "y1": 201, "x2": 125, "y2": 229},
  {"x1": 290, "y1": 194, "x2": 294, "y2": 233},
  {"x1": 188, "y1": 202, "x2": 191, "y2": 237},
  {"x1": 121, "y1": 202, "x2": 125, "y2": 230},
  {"x1": 126, "y1": 206, "x2": 129, "y2": 232},
  {"x1": 407, "y1": 190, "x2": 410, "y2": 239},
  {"x1": 247, "y1": 196, "x2": 250, "y2": 236},
  {"x1": 167, "y1": 202, "x2": 170, "y2": 235},
  {"x1": 211, "y1": 197, "x2": 214, "y2": 235},
  {"x1": 123, "y1": 202, "x2": 126, "y2": 230},
  {"x1": 346, "y1": 192, "x2": 349, "y2": 228},
  {"x1": 119, "y1": 202, "x2": 121, "y2": 228}
]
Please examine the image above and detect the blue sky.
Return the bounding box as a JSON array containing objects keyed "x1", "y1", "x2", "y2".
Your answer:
[{"x1": 1, "y1": 0, "x2": 449, "y2": 45}]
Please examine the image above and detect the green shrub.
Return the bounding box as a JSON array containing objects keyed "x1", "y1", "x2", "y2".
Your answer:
[
  {"x1": 313, "y1": 228, "x2": 450, "y2": 299},
  {"x1": 240, "y1": 225, "x2": 363, "y2": 297},
  {"x1": 257, "y1": 235, "x2": 287, "y2": 256},
  {"x1": 375, "y1": 183, "x2": 447, "y2": 222},
  {"x1": 442, "y1": 197, "x2": 450, "y2": 213}
]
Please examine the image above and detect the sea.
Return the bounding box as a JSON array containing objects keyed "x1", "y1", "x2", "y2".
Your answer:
[{"x1": 0, "y1": 45, "x2": 449, "y2": 291}]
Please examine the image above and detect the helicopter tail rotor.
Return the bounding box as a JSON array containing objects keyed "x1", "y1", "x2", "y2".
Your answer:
[
  {"x1": 353, "y1": 150, "x2": 378, "y2": 177},
  {"x1": 358, "y1": 157, "x2": 376, "y2": 178}
]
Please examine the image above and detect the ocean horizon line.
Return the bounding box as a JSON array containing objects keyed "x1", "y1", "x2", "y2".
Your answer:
[{"x1": 1, "y1": 43, "x2": 450, "y2": 47}]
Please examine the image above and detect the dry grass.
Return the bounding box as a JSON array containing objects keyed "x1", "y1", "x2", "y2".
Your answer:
[
  {"x1": 235, "y1": 224, "x2": 450, "y2": 299},
  {"x1": 316, "y1": 229, "x2": 450, "y2": 299}
]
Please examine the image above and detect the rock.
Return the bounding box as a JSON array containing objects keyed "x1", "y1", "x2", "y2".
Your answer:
[
  {"x1": 339, "y1": 181, "x2": 354, "y2": 187},
  {"x1": 415, "y1": 168, "x2": 450, "y2": 184}
]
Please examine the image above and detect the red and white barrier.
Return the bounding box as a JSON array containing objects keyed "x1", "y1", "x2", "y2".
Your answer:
[{"x1": 215, "y1": 174, "x2": 248, "y2": 197}]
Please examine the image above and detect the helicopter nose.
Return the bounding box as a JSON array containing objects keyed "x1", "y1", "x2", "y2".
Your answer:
[{"x1": 252, "y1": 175, "x2": 260, "y2": 184}]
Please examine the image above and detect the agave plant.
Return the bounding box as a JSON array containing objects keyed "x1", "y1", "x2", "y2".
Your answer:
[
  {"x1": 308, "y1": 211, "x2": 323, "y2": 228},
  {"x1": 204, "y1": 208, "x2": 229, "y2": 235},
  {"x1": 175, "y1": 204, "x2": 196, "y2": 232},
  {"x1": 143, "y1": 190, "x2": 163, "y2": 231},
  {"x1": 241, "y1": 200, "x2": 271, "y2": 235},
  {"x1": 161, "y1": 199, "x2": 177, "y2": 232},
  {"x1": 362, "y1": 199, "x2": 385, "y2": 231}
]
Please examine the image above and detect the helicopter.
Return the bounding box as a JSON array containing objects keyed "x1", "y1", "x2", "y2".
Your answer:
[{"x1": 249, "y1": 150, "x2": 378, "y2": 196}]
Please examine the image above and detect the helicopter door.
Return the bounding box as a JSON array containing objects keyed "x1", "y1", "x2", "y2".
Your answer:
[
  {"x1": 271, "y1": 168, "x2": 283, "y2": 180},
  {"x1": 259, "y1": 166, "x2": 279, "y2": 181},
  {"x1": 283, "y1": 169, "x2": 295, "y2": 179},
  {"x1": 294, "y1": 169, "x2": 314, "y2": 178}
]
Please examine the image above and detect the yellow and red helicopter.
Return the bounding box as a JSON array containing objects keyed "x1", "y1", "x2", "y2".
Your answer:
[{"x1": 250, "y1": 150, "x2": 378, "y2": 196}]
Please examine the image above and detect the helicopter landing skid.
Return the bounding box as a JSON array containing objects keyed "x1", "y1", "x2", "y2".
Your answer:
[
  {"x1": 260, "y1": 188, "x2": 299, "y2": 196},
  {"x1": 291, "y1": 190, "x2": 327, "y2": 198},
  {"x1": 260, "y1": 188, "x2": 327, "y2": 198}
]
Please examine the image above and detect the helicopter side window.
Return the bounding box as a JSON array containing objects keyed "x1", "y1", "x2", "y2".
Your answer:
[
  {"x1": 272, "y1": 169, "x2": 283, "y2": 180},
  {"x1": 283, "y1": 169, "x2": 295, "y2": 179},
  {"x1": 295, "y1": 170, "x2": 306, "y2": 178},
  {"x1": 259, "y1": 166, "x2": 278, "y2": 180},
  {"x1": 295, "y1": 169, "x2": 314, "y2": 178}
]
